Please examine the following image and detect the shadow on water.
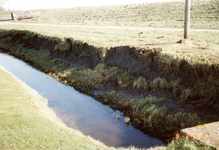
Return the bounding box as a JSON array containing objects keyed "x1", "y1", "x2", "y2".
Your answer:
[{"x1": 0, "y1": 52, "x2": 166, "y2": 148}]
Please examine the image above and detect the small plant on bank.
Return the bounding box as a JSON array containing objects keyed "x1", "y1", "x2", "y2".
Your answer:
[
  {"x1": 167, "y1": 138, "x2": 215, "y2": 150},
  {"x1": 58, "y1": 67, "x2": 106, "y2": 90},
  {"x1": 117, "y1": 71, "x2": 135, "y2": 89},
  {"x1": 168, "y1": 79, "x2": 182, "y2": 95},
  {"x1": 137, "y1": 96, "x2": 164, "y2": 111},
  {"x1": 183, "y1": 79, "x2": 219, "y2": 108},
  {"x1": 133, "y1": 76, "x2": 149, "y2": 90},
  {"x1": 54, "y1": 41, "x2": 71, "y2": 52},
  {"x1": 95, "y1": 63, "x2": 106, "y2": 71},
  {"x1": 214, "y1": 104, "x2": 219, "y2": 112},
  {"x1": 181, "y1": 88, "x2": 192, "y2": 101},
  {"x1": 105, "y1": 66, "x2": 135, "y2": 89},
  {"x1": 151, "y1": 77, "x2": 169, "y2": 91},
  {"x1": 79, "y1": 50, "x2": 90, "y2": 58}
]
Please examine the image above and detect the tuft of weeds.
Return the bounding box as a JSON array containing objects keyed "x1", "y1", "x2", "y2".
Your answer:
[
  {"x1": 79, "y1": 50, "x2": 90, "y2": 58},
  {"x1": 168, "y1": 79, "x2": 182, "y2": 95},
  {"x1": 167, "y1": 138, "x2": 215, "y2": 150},
  {"x1": 133, "y1": 76, "x2": 149, "y2": 90},
  {"x1": 137, "y1": 48, "x2": 162, "y2": 61},
  {"x1": 56, "y1": 67, "x2": 106, "y2": 90},
  {"x1": 94, "y1": 63, "x2": 107, "y2": 73},
  {"x1": 71, "y1": 40, "x2": 84, "y2": 45},
  {"x1": 137, "y1": 96, "x2": 164, "y2": 111},
  {"x1": 54, "y1": 64, "x2": 135, "y2": 90},
  {"x1": 131, "y1": 76, "x2": 184, "y2": 96},
  {"x1": 105, "y1": 66, "x2": 135, "y2": 89},
  {"x1": 151, "y1": 77, "x2": 169, "y2": 91},
  {"x1": 116, "y1": 70, "x2": 135, "y2": 89},
  {"x1": 184, "y1": 78, "x2": 219, "y2": 109},
  {"x1": 181, "y1": 88, "x2": 192, "y2": 101},
  {"x1": 54, "y1": 41, "x2": 71, "y2": 52}
]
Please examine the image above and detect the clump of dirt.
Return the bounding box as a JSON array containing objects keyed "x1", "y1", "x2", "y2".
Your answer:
[
  {"x1": 51, "y1": 38, "x2": 102, "y2": 69},
  {"x1": 23, "y1": 34, "x2": 60, "y2": 51}
]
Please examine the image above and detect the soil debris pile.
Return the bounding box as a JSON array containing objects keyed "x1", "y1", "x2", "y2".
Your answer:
[{"x1": 52, "y1": 38, "x2": 102, "y2": 69}]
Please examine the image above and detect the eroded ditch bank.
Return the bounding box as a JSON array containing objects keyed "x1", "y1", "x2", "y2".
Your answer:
[
  {"x1": 0, "y1": 29, "x2": 218, "y2": 144},
  {"x1": 0, "y1": 52, "x2": 166, "y2": 148}
]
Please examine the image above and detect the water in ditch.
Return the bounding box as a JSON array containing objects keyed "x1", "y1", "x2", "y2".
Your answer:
[{"x1": 0, "y1": 52, "x2": 166, "y2": 148}]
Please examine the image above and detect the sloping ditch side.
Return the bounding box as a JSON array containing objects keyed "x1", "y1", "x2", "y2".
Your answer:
[{"x1": 0, "y1": 29, "x2": 218, "y2": 143}]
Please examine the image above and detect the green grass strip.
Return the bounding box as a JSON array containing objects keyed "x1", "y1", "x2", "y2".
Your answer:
[{"x1": 0, "y1": 66, "x2": 109, "y2": 150}]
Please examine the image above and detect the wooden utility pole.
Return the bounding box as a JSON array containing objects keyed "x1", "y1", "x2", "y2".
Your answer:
[{"x1": 184, "y1": 0, "x2": 191, "y2": 40}]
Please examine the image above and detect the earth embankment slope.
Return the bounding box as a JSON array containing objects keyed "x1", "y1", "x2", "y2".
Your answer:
[{"x1": 2, "y1": 29, "x2": 217, "y2": 85}]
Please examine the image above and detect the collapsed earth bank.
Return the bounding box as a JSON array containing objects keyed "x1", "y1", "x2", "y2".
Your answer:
[{"x1": 0, "y1": 29, "x2": 218, "y2": 143}]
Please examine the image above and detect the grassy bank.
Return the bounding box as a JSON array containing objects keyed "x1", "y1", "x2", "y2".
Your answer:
[
  {"x1": 0, "y1": 0, "x2": 218, "y2": 29},
  {"x1": 0, "y1": 66, "x2": 110, "y2": 150}
]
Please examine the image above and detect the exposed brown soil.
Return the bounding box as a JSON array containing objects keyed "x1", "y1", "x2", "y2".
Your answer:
[
  {"x1": 104, "y1": 46, "x2": 197, "y2": 85},
  {"x1": 3, "y1": 30, "x2": 217, "y2": 86},
  {"x1": 50, "y1": 39, "x2": 199, "y2": 86},
  {"x1": 51, "y1": 38, "x2": 102, "y2": 69}
]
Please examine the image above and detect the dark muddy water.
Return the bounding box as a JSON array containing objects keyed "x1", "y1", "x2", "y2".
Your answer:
[{"x1": 0, "y1": 52, "x2": 166, "y2": 148}]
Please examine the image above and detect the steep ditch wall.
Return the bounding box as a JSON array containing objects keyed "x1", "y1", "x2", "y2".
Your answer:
[
  {"x1": 1, "y1": 29, "x2": 216, "y2": 86},
  {"x1": 1, "y1": 29, "x2": 219, "y2": 86}
]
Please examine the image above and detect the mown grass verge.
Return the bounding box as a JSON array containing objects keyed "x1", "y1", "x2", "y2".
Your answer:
[
  {"x1": 0, "y1": 29, "x2": 218, "y2": 149},
  {"x1": 0, "y1": 66, "x2": 109, "y2": 150}
]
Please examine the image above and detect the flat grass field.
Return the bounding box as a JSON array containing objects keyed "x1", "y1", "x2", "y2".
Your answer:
[{"x1": 0, "y1": 0, "x2": 219, "y2": 29}]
